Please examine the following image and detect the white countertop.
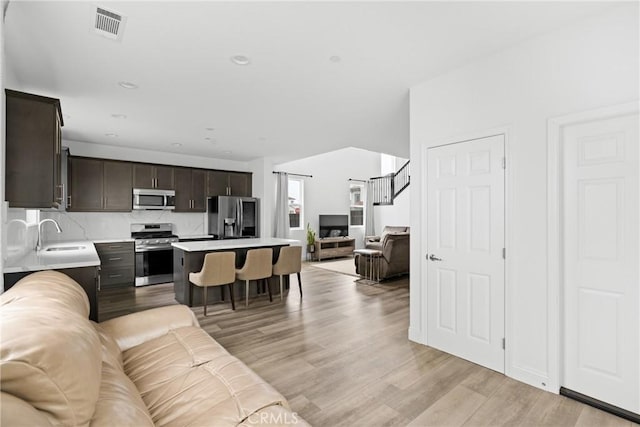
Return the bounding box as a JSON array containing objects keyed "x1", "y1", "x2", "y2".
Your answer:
[
  {"x1": 92, "y1": 238, "x2": 135, "y2": 244},
  {"x1": 172, "y1": 238, "x2": 301, "y2": 252},
  {"x1": 178, "y1": 235, "x2": 215, "y2": 240},
  {"x1": 4, "y1": 241, "x2": 101, "y2": 274}
]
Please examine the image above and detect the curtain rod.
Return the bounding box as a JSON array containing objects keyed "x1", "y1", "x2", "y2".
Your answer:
[
  {"x1": 272, "y1": 171, "x2": 313, "y2": 178},
  {"x1": 348, "y1": 178, "x2": 367, "y2": 183}
]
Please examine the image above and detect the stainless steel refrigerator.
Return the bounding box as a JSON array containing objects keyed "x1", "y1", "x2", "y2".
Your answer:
[{"x1": 208, "y1": 196, "x2": 260, "y2": 239}]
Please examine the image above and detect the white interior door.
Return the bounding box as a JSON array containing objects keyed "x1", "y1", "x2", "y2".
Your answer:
[
  {"x1": 562, "y1": 113, "x2": 639, "y2": 414},
  {"x1": 426, "y1": 134, "x2": 505, "y2": 372}
]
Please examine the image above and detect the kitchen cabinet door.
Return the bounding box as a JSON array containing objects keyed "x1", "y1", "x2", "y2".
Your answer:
[
  {"x1": 207, "y1": 170, "x2": 229, "y2": 197},
  {"x1": 155, "y1": 165, "x2": 174, "y2": 190},
  {"x1": 191, "y1": 169, "x2": 206, "y2": 211},
  {"x1": 174, "y1": 167, "x2": 192, "y2": 211},
  {"x1": 68, "y1": 157, "x2": 103, "y2": 211},
  {"x1": 5, "y1": 90, "x2": 64, "y2": 208},
  {"x1": 133, "y1": 163, "x2": 154, "y2": 188},
  {"x1": 229, "y1": 172, "x2": 252, "y2": 196},
  {"x1": 103, "y1": 160, "x2": 132, "y2": 211},
  {"x1": 175, "y1": 168, "x2": 206, "y2": 212}
]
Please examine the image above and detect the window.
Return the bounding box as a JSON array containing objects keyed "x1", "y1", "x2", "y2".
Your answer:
[
  {"x1": 288, "y1": 177, "x2": 303, "y2": 230},
  {"x1": 349, "y1": 183, "x2": 364, "y2": 226}
]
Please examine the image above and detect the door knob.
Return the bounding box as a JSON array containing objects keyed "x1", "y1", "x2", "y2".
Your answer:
[{"x1": 428, "y1": 254, "x2": 442, "y2": 261}]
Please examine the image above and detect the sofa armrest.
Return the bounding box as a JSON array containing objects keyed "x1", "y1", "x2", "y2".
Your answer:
[
  {"x1": 365, "y1": 235, "x2": 380, "y2": 242},
  {"x1": 99, "y1": 305, "x2": 199, "y2": 352}
]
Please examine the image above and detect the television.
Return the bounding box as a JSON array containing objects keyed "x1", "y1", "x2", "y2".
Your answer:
[{"x1": 319, "y1": 214, "x2": 349, "y2": 238}]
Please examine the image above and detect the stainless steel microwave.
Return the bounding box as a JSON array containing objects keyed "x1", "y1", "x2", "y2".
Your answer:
[{"x1": 132, "y1": 188, "x2": 176, "y2": 210}]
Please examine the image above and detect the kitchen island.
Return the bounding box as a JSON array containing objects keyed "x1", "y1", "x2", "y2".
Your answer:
[{"x1": 172, "y1": 238, "x2": 300, "y2": 307}]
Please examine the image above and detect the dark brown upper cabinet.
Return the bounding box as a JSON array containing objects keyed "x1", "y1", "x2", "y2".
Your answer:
[
  {"x1": 174, "y1": 167, "x2": 206, "y2": 212},
  {"x1": 133, "y1": 163, "x2": 174, "y2": 190},
  {"x1": 5, "y1": 89, "x2": 64, "y2": 208},
  {"x1": 207, "y1": 170, "x2": 252, "y2": 197},
  {"x1": 68, "y1": 157, "x2": 132, "y2": 212}
]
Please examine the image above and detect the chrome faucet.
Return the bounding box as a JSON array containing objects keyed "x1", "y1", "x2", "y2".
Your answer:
[{"x1": 36, "y1": 219, "x2": 62, "y2": 251}]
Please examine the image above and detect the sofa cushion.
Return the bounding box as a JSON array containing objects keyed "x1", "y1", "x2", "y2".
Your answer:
[
  {"x1": 0, "y1": 271, "x2": 102, "y2": 427},
  {"x1": 122, "y1": 326, "x2": 288, "y2": 427},
  {"x1": 90, "y1": 350, "x2": 154, "y2": 427}
]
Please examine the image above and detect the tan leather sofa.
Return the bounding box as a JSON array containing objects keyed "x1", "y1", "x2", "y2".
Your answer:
[
  {"x1": 0, "y1": 271, "x2": 309, "y2": 427},
  {"x1": 356, "y1": 228, "x2": 410, "y2": 280}
]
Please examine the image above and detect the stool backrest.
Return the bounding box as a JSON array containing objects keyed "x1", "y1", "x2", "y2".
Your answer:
[
  {"x1": 273, "y1": 246, "x2": 302, "y2": 275},
  {"x1": 201, "y1": 252, "x2": 236, "y2": 285},
  {"x1": 239, "y1": 248, "x2": 273, "y2": 280}
]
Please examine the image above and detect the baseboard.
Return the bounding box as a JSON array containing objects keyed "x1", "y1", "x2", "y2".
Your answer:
[{"x1": 559, "y1": 387, "x2": 640, "y2": 424}]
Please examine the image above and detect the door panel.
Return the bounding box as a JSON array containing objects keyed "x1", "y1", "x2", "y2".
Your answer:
[
  {"x1": 562, "y1": 113, "x2": 639, "y2": 414},
  {"x1": 426, "y1": 134, "x2": 505, "y2": 373}
]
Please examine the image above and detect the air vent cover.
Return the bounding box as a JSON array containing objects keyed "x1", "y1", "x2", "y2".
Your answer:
[{"x1": 94, "y1": 7, "x2": 126, "y2": 40}]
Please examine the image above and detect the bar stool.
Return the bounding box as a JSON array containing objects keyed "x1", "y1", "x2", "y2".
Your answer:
[
  {"x1": 236, "y1": 248, "x2": 273, "y2": 308},
  {"x1": 272, "y1": 246, "x2": 302, "y2": 300},
  {"x1": 189, "y1": 252, "x2": 236, "y2": 315}
]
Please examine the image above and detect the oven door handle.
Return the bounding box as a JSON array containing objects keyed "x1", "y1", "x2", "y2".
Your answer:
[{"x1": 135, "y1": 245, "x2": 174, "y2": 252}]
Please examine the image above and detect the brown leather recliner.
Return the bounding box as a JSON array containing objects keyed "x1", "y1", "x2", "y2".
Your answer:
[
  {"x1": 356, "y1": 231, "x2": 410, "y2": 280},
  {"x1": 364, "y1": 226, "x2": 410, "y2": 251}
]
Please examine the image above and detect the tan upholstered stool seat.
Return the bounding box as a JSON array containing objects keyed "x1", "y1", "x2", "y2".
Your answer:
[{"x1": 189, "y1": 251, "x2": 236, "y2": 315}]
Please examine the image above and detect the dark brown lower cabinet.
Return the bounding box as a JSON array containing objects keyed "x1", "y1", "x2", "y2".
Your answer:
[{"x1": 95, "y1": 241, "x2": 135, "y2": 289}]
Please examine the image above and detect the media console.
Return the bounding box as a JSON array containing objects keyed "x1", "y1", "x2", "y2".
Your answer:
[{"x1": 313, "y1": 237, "x2": 355, "y2": 261}]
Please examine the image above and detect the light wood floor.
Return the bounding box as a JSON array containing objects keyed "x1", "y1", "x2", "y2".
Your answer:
[{"x1": 99, "y1": 264, "x2": 635, "y2": 427}]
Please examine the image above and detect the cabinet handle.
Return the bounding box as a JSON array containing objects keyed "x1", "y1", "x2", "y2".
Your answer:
[
  {"x1": 67, "y1": 195, "x2": 72, "y2": 208},
  {"x1": 108, "y1": 274, "x2": 123, "y2": 278},
  {"x1": 97, "y1": 267, "x2": 101, "y2": 291},
  {"x1": 109, "y1": 257, "x2": 122, "y2": 261},
  {"x1": 56, "y1": 184, "x2": 64, "y2": 202},
  {"x1": 108, "y1": 245, "x2": 122, "y2": 249}
]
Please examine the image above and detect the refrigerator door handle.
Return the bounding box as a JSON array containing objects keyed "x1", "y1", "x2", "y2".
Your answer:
[{"x1": 238, "y1": 199, "x2": 244, "y2": 236}]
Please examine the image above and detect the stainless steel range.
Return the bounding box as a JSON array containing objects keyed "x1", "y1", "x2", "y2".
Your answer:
[{"x1": 131, "y1": 223, "x2": 179, "y2": 287}]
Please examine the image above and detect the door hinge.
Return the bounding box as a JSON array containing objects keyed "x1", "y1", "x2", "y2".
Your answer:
[
  {"x1": 502, "y1": 338, "x2": 505, "y2": 349},
  {"x1": 502, "y1": 157, "x2": 506, "y2": 169},
  {"x1": 502, "y1": 248, "x2": 506, "y2": 259}
]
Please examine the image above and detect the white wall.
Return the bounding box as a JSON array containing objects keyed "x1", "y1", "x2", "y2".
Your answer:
[
  {"x1": 409, "y1": 4, "x2": 638, "y2": 393},
  {"x1": 275, "y1": 147, "x2": 382, "y2": 249},
  {"x1": 375, "y1": 185, "x2": 410, "y2": 232}
]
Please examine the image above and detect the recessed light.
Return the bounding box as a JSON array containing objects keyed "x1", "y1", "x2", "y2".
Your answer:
[
  {"x1": 204, "y1": 137, "x2": 217, "y2": 143},
  {"x1": 111, "y1": 114, "x2": 127, "y2": 119},
  {"x1": 329, "y1": 55, "x2": 341, "y2": 63},
  {"x1": 222, "y1": 150, "x2": 232, "y2": 154},
  {"x1": 118, "y1": 81, "x2": 138, "y2": 89},
  {"x1": 105, "y1": 133, "x2": 118, "y2": 138},
  {"x1": 205, "y1": 127, "x2": 215, "y2": 131},
  {"x1": 230, "y1": 55, "x2": 251, "y2": 66},
  {"x1": 171, "y1": 143, "x2": 182, "y2": 147}
]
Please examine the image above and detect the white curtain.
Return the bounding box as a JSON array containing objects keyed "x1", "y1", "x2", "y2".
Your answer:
[
  {"x1": 273, "y1": 172, "x2": 290, "y2": 238},
  {"x1": 365, "y1": 180, "x2": 375, "y2": 239}
]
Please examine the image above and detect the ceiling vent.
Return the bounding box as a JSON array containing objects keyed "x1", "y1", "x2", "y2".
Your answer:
[{"x1": 94, "y1": 7, "x2": 126, "y2": 41}]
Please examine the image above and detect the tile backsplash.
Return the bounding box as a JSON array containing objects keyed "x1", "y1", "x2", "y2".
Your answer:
[{"x1": 40, "y1": 210, "x2": 209, "y2": 242}]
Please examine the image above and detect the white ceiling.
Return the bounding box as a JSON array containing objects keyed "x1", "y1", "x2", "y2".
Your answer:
[{"x1": 4, "y1": 1, "x2": 614, "y2": 164}]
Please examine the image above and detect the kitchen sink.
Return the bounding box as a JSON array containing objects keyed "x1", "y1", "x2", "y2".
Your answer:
[{"x1": 44, "y1": 246, "x2": 86, "y2": 252}]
